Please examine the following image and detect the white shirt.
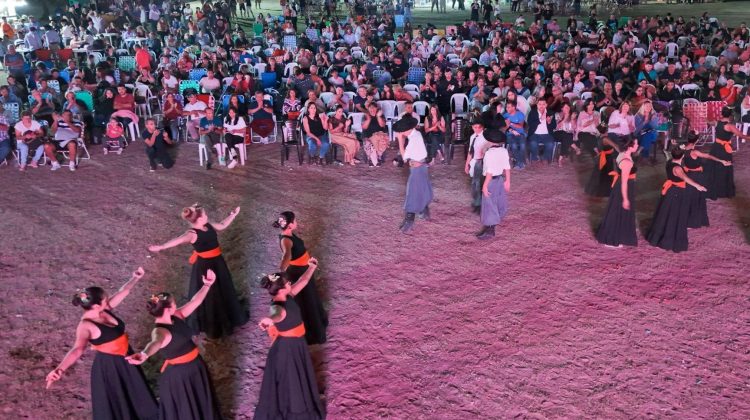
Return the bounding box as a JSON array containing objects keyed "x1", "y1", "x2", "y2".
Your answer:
[
  {"x1": 224, "y1": 115, "x2": 247, "y2": 132},
  {"x1": 483, "y1": 146, "x2": 511, "y2": 176},
  {"x1": 608, "y1": 111, "x2": 633, "y2": 136},
  {"x1": 15, "y1": 120, "x2": 42, "y2": 136},
  {"x1": 402, "y1": 130, "x2": 427, "y2": 162},
  {"x1": 535, "y1": 110, "x2": 549, "y2": 135},
  {"x1": 184, "y1": 101, "x2": 207, "y2": 119},
  {"x1": 469, "y1": 132, "x2": 488, "y2": 159}
]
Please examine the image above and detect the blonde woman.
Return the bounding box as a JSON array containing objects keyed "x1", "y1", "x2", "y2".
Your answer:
[
  {"x1": 328, "y1": 106, "x2": 361, "y2": 165},
  {"x1": 634, "y1": 101, "x2": 660, "y2": 159}
]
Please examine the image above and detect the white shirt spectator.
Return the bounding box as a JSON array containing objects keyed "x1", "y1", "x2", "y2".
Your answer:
[
  {"x1": 535, "y1": 110, "x2": 549, "y2": 135},
  {"x1": 224, "y1": 115, "x2": 247, "y2": 132},
  {"x1": 608, "y1": 111, "x2": 634, "y2": 136},
  {"x1": 483, "y1": 145, "x2": 511, "y2": 176},
  {"x1": 402, "y1": 129, "x2": 428, "y2": 162},
  {"x1": 183, "y1": 100, "x2": 207, "y2": 120}
]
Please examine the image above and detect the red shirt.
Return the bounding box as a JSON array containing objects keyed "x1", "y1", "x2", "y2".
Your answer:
[
  {"x1": 114, "y1": 93, "x2": 135, "y2": 111},
  {"x1": 135, "y1": 49, "x2": 151, "y2": 70}
]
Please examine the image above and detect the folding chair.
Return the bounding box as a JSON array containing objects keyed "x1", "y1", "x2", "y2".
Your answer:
[{"x1": 189, "y1": 68, "x2": 208, "y2": 81}]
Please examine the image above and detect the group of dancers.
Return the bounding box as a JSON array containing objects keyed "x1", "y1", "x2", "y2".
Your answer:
[{"x1": 47, "y1": 206, "x2": 328, "y2": 419}]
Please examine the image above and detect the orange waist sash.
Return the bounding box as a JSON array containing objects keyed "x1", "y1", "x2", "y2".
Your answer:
[
  {"x1": 684, "y1": 166, "x2": 703, "y2": 172},
  {"x1": 91, "y1": 333, "x2": 129, "y2": 356},
  {"x1": 267, "y1": 323, "x2": 306, "y2": 344},
  {"x1": 289, "y1": 251, "x2": 310, "y2": 267},
  {"x1": 716, "y1": 139, "x2": 733, "y2": 154},
  {"x1": 599, "y1": 149, "x2": 614, "y2": 170},
  {"x1": 608, "y1": 171, "x2": 637, "y2": 188},
  {"x1": 160, "y1": 347, "x2": 200, "y2": 373},
  {"x1": 189, "y1": 247, "x2": 222, "y2": 265},
  {"x1": 661, "y1": 180, "x2": 687, "y2": 195}
]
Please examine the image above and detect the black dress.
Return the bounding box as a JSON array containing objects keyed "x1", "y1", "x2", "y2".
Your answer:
[
  {"x1": 704, "y1": 121, "x2": 735, "y2": 199},
  {"x1": 89, "y1": 311, "x2": 158, "y2": 420},
  {"x1": 647, "y1": 161, "x2": 691, "y2": 252},
  {"x1": 254, "y1": 299, "x2": 325, "y2": 420},
  {"x1": 281, "y1": 234, "x2": 328, "y2": 345},
  {"x1": 595, "y1": 155, "x2": 638, "y2": 247},
  {"x1": 156, "y1": 317, "x2": 222, "y2": 420},
  {"x1": 188, "y1": 224, "x2": 249, "y2": 339},
  {"x1": 683, "y1": 150, "x2": 710, "y2": 228},
  {"x1": 585, "y1": 145, "x2": 615, "y2": 197}
]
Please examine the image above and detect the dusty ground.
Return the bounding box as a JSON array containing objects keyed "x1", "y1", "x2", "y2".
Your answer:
[{"x1": 0, "y1": 139, "x2": 748, "y2": 419}]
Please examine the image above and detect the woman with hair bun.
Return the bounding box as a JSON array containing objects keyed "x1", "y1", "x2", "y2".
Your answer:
[
  {"x1": 126, "y1": 270, "x2": 222, "y2": 420},
  {"x1": 148, "y1": 204, "x2": 248, "y2": 339},
  {"x1": 254, "y1": 260, "x2": 325, "y2": 419},
  {"x1": 45, "y1": 267, "x2": 158, "y2": 420},
  {"x1": 274, "y1": 211, "x2": 328, "y2": 345},
  {"x1": 595, "y1": 138, "x2": 639, "y2": 248},
  {"x1": 704, "y1": 107, "x2": 750, "y2": 199}
]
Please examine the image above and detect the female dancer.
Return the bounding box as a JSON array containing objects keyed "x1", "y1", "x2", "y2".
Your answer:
[
  {"x1": 46, "y1": 267, "x2": 158, "y2": 420},
  {"x1": 395, "y1": 116, "x2": 433, "y2": 233},
  {"x1": 126, "y1": 270, "x2": 222, "y2": 420},
  {"x1": 585, "y1": 134, "x2": 620, "y2": 197},
  {"x1": 275, "y1": 211, "x2": 328, "y2": 345},
  {"x1": 683, "y1": 133, "x2": 731, "y2": 228},
  {"x1": 148, "y1": 204, "x2": 248, "y2": 339},
  {"x1": 327, "y1": 105, "x2": 361, "y2": 165},
  {"x1": 705, "y1": 107, "x2": 750, "y2": 199},
  {"x1": 254, "y1": 261, "x2": 325, "y2": 420},
  {"x1": 646, "y1": 148, "x2": 707, "y2": 253},
  {"x1": 595, "y1": 139, "x2": 639, "y2": 248}
]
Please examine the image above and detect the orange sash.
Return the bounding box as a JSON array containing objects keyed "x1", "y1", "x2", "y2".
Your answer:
[
  {"x1": 716, "y1": 139, "x2": 733, "y2": 154},
  {"x1": 289, "y1": 251, "x2": 310, "y2": 267},
  {"x1": 188, "y1": 247, "x2": 221, "y2": 264},
  {"x1": 267, "y1": 323, "x2": 306, "y2": 344},
  {"x1": 608, "y1": 171, "x2": 637, "y2": 188},
  {"x1": 91, "y1": 333, "x2": 129, "y2": 356},
  {"x1": 599, "y1": 149, "x2": 614, "y2": 170},
  {"x1": 684, "y1": 166, "x2": 703, "y2": 172},
  {"x1": 661, "y1": 180, "x2": 686, "y2": 195},
  {"x1": 160, "y1": 347, "x2": 200, "y2": 373}
]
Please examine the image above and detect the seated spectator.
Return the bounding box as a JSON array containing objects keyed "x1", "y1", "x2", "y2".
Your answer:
[
  {"x1": 424, "y1": 105, "x2": 447, "y2": 163},
  {"x1": 143, "y1": 117, "x2": 174, "y2": 171},
  {"x1": 161, "y1": 69, "x2": 179, "y2": 93},
  {"x1": 183, "y1": 93, "x2": 208, "y2": 141},
  {"x1": 282, "y1": 89, "x2": 302, "y2": 120},
  {"x1": 62, "y1": 91, "x2": 83, "y2": 116},
  {"x1": 361, "y1": 102, "x2": 389, "y2": 166},
  {"x1": 223, "y1": 107, "x2": 247, "y2": 169},
  {"x1": 14, "y1": 112, "x2": 46, "y2": 171},
  {"x1": 45, "y1": 111, "x2": 82, "y2": 171},
  {"x1": 327, "y1": 106, "x2": 361, "y2": 166},
  {"x1": 248, "y1": 90, "x2": 275, "y2": 143},
  {"x1": 30, "y1": 90, "x2": 56, "y2": 125},
  {"x1": 302, "y1": 103, "x2": 330, "y2": 165},
  {"x1": 199, "y1": 69, "x2": 221, "y2": 95},
  {"x1": 162, "y1": 93, "x2": 183, "y2": 142},
  {"x1": 0, "y1": 115, "x2": 11, "y2": 164},
  {"x1": 104, "y1": 117, "x2": 127, "y2": 152},
  {"x1": 199, "y1": 107, "x2": 222, "y2": 169}
]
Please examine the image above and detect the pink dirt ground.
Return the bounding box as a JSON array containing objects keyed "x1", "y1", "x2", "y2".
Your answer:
[{"x1": 0, "y1": 142, "x2": 748, "y2": 419}]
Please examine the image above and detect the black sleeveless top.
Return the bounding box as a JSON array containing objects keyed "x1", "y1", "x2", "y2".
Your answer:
[
  {"x1": 89, "y1": 310, "x2": 126, "y2": 345},
  {"x1": 683, "y1": 150, "x2": 702, "y2": 171},
  {"x1": 280, "y1": 233, "x2": 307, "y2": 260},
  {"x1": 305, "y1": 114, "x2": 326, "y2": 136},
  {"x1": 271, "y1": 298, "x2": 303, "y2": 332},
  {"x1": 362, "y1": 114, "x2": 385, "y2": 137},
  {"x1": 716, "y1": 121, "x2": 731, "y2": 141},
  {"x1": 616, "y1": 155, "x2": 638, "y2": 177},
  {"x1": 155, "y1": 317, "x2": 197, "y2": 359},
  {"x1": 666, "y1": 160, "x2": 682, "y2": 182},
  {"x1": 191, "y1": 224, "x2": 219, "y2": 252}
]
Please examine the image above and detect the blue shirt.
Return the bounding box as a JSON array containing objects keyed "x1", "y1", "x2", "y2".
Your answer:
[
  {"x1": 503, "y1": 111, "x2": 526, "y2": 136},
  {"x1": 199, "y1": 116, "x2": 222, "y2": 129}
]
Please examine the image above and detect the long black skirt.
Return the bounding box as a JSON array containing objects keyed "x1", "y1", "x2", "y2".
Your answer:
[
  {"x1": 646, "y1": 187, "x2": 690, "y2": 252},
  {"x1": 705, "y1": 142, "x2": 735, "y2": 199},
  {"x1": 595, "y1": 179, "x2": 637, "y2": 247},
  {"x1": 285, "y1": 265, "x2": 328, "y2": 345},
  {"x1": 685, "y1": 171, "x2": 710, "y2": 228},
  {"x1": 188, "y1": 255, "x2": 249, "y2": 339},
  {"x1": 403, "y1": 165, "x2": 433, "y2": 214},
  {"x1": 253, "y1": 336, "x2": 324, "y2": 420},
  {"x1": 585, "y1": 154, "x2": 614, "y2": 197},
  {"x1": 158, "y1": 356, "x2": 222, "y2": 420},
  {"x1": 91, "y1": 351, "x2": 158, "y2": 420}
]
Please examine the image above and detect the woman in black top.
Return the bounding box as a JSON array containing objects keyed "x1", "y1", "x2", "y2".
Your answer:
[
  {"x1": 126, "y1": 271, "x2": 222, "y2": 420},
  {"x1": 46, "y1": 268, "x2": 158, "y2": 420},
  {"x1": 683, "y1": 133, "x2": 730, "y2": 228},
  {"x1": 302, "y1": 102, "x2": 330, "y2": 165},
  {"x1": 596, "y1": 139, "x2": 639, "y2": 248},
  {"x1": 704, "y1": 107, "x2": 750, "y2": 199}
]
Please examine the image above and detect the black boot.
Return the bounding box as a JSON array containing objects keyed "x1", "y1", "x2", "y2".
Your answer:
[
  {"x1": 419, "y1": 206, "x2": 431, "y2": 221},
  {"x1": 475, "y1": 225, "x2": 488, "y2": 237},
  {"x1": 399, "y1": 213, "x2": 416, "y2": 233},
  {"x1": 477, "y1": 225, "x2": 495, "y2": 240},
  {"x1": 472, "y1": 205, "x2": 481, "y2": 214}
]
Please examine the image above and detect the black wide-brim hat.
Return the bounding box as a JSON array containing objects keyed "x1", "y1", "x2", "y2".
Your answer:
[
  {"x1": 484, "y1": 129, "x2": 505, "y2": 143},
  {"x1": 393, "y1": 116, "x2": 418, "y2": 133}
]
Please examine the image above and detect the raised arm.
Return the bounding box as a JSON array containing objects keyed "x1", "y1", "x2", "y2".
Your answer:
[
  {"x1": 107, "y1": 267, "x2": 146, "y2": 308},
  {"x1": 125, "y1": 327, "x2": 170, "y2": 365},
  {"x1": 674, "y1": 165, "x2": 706, "y2": 191},
  {"x1": 46, "y1": 322, "x2": 92, "y2": 388},
  {"x1": 290, "y1": 258, "x2": 318, "y2": 296},
  {"x1": 693, "y1": 149, "x2": 731, "y2": 165},
  {"x1": 175, "y1": 269, "x2": 216, "y2": 318},
  {"x1": 212, "y1": 207, "x2": 240, "y2": 231},
  {"x1": 148, "y1": 230, "x2": 196, "y2": 253}
]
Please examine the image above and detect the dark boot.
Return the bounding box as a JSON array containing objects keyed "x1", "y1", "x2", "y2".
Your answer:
[
  {"x1": 477, "y1": 225, "x2": 495, "y2": 240},
  {"x1": 475, "y1": 225, "x2": 488, "y2": 237},
  {"x1": 400, "y1": 213, "x2": 416, "y2": 233},
  {"x1": 472, "y1": 205, "x2": 481, "y2": 214},
  {"x1": 419, "y1": 206, "x2": 431, "y2": 221}
]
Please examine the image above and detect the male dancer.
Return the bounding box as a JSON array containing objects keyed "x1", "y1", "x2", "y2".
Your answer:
[
  {"x1": 476, "y1": 129, "x2": 511, "y2": 240},
  {"x1": 395, "y1": 116, "x2": 433, "y2": 234},
  {"x1": 465, "y1": 118, "x2": 489, "y2": 214}
]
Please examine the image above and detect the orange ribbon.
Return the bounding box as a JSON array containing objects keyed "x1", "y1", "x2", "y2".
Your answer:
[
  {"x1": 684, "y1": 166, "x2": 703, "y2": 172},
  {"x1": 598, "y1": 149, "x2": 614, "y2": 170},
  {"x1": 267, "y1": 323, "x2": 306, "y2": 344},
  {"x1": 160, "y1": 347, "x2": 200, "y2": 373},
  {"x1": 188, "y1": 247, "x2": 222, "y2": 265},
  {"x1": 716, "y1": 139, "x2": 733, "y2": 154},
  {"x1": 608, "y1": 171, "x2": 637, "y2": 188},
  {"x1": 289, "y1": 251, "x2": 310, "y2": 267},
  {"x1": 661, "y1": 180, "x2": 686, "y2": 195},
  {"x1": 91, "y1": 333, "x2": 129, "y2": 356}
]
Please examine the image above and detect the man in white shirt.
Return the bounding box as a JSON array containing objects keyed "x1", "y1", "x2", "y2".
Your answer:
[
  {"x1": 477, "y1": 129, "x2": 511, "y2": 240},
  {"x1": 395, "y1": 116, "x2": 433, "y2": 234},
  {"x1": 183, "y1": 93, "x2": 208, "y2": 141},
  {"x1": 199, "y1": 70, "x2": 221, "y2": 94},
  {"x1": 465, "y1": 119, "x2": 489, "y2": 213}
]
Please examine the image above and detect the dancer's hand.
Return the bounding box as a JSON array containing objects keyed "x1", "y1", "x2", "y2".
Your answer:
[
  {"x1": 622, "y1": 199, "x2": 630, "y2": 210},
  {"x1": 696, "y1": 184, "x2": 707, "y2": 192},
  {"x1": 45, "y1": 368, "x2": 63, "y2": 389},
  {"x1": 230, "y1": 206, "x2": 241, "y2": 217},
  {"x1": 148, "y1": 245, "x2": 161, "y2": 253},
  {"x1": 483, "y1": 187, "x2": 491, "y2": 197},
  {"x1": 258, "y1": 317, "x2": 274, "y2": 331},
  {"x1": 464, "y1": 163, "x2": 470, "y2": 175},
  {"x1": 125, "y1": 352, "x2": 148, "y2": 365},
  {"x1": 722, "y1": 160, "x2": 732, "y2": 166},
  {"x1": 504, "y1": 180, "x2": 511, "y2": 193},
  {"x1": 307, "y1": 258, "x2": 318, "y2": 270},
  {"x1": 131, "y1": 267, "x2": 145, "y2": 281},
  {"x1": 203, "y1": 269, "x2": 216, "y2": 287}
]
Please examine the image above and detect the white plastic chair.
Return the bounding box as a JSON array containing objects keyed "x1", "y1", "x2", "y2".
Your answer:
[{"x1": 450, "y1": 94, "x2": 469, "y2": 118}]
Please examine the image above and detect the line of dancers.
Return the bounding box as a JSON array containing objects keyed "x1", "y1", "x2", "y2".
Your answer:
[{"x1": 47, "y1": 206, "x2": 328, "y2": 419}]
